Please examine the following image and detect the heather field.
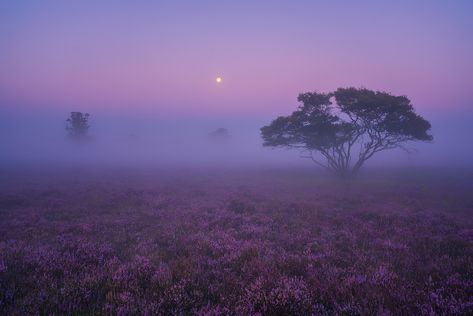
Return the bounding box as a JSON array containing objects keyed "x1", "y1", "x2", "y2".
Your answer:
[{"x1": 1, "y1": 167, "x2": 472, "y2": 315}]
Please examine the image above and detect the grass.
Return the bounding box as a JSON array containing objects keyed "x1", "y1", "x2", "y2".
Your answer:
[{"x1": 0, "y1": 166, "x2": 472, "y2": 315}]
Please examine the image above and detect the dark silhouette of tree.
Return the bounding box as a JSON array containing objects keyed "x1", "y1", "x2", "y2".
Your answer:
[
  {"x1": 66, "y1": 112, "x2": 90, "y2": 141},
  {"x1": 261, "y1": 88, "x2": 432, "y2": 177}
]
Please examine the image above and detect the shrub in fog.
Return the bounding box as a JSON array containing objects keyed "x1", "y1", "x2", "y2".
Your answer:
[{"x1": 208, "y1": 127, "x2": 231, "y2": 140}]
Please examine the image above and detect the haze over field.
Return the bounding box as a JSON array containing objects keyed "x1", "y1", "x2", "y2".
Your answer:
[{"x1": 1, "y1": 110, "x2": 473, "y2": 169}]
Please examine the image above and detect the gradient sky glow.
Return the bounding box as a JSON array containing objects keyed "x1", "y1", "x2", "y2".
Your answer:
[{"x1": 1, "y1": 0, "x2": 472, "y2": 117}]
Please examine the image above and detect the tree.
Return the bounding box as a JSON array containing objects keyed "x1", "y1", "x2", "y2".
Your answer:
[
  {"x1": 261, "y1": 88, "x2": 432, "y2": 177},
  {"x1": 66, "y1": 112, "x2": 90, "y2": 141}
]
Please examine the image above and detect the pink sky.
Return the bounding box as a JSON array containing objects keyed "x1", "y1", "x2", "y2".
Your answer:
[{"x1": 1, "y1": 1, "x2": 472, "y2": 117}]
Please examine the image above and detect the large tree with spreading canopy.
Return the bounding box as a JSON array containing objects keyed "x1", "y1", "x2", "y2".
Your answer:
[{"x1": 261, "y1": 88, "x2": 432, "y2": 177}]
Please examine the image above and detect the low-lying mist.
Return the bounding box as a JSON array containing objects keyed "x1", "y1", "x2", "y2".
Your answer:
[{"x1": 1, "y1": 110, "x2": 472, "y2": 171}]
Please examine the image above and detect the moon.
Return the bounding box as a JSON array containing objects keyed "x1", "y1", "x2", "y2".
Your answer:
[{"x1": 215, "y1": 76, "x2": 222, "y2": 84}]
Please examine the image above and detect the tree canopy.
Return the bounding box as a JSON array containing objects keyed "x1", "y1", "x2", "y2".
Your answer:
[{"x1": 261, "y1": 88, "x2": 432, "y2": 177}]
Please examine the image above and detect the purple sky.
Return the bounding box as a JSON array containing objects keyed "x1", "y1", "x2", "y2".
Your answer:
[
  {"x1": 1, "y1": 1, "x2": 472, "y2": 118},
  {"x1": 0, "y1": 1, "x2": 473, "y2": 168}
]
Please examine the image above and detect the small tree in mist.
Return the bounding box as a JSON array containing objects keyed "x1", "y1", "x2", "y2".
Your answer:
[
  {"x1": 66, "y1": 112, "x2": 90, "y2": 141},
  {"x1": 261, "y1": 87, "x2": 433, "y2": 177}
]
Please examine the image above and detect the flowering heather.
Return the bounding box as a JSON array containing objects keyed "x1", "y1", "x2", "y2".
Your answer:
[{"x1": 0, "y1": 168, "x2": 472, "y2": 315}]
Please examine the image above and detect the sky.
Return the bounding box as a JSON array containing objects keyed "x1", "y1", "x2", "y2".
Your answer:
[{"x1": 0, "y1": 1, "x2": 472, "y2": 167}]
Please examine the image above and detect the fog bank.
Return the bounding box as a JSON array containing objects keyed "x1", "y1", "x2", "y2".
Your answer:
[{"x1": 1, "y1": 109, "x2": 472, "y2": 170}]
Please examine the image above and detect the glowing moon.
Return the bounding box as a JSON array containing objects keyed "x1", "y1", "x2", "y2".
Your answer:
[{"x1": 215, "y1": 76, "x2": 222, "y2": 84}]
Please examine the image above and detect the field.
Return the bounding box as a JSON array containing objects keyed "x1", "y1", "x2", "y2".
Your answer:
[{"x1": 1, "y1": 166, "x2": 472, "y2": 315}]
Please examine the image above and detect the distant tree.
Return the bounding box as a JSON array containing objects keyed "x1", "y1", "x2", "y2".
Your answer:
[
  {"x1": 261, "y1": 88, "x2": 432, "y2": 177},
  {"x1": 209, "y1": 127, "x2": 231, "y2": 139},
  {"x1": 66, "y1": 112, "x2": 90, "y2": 141}
]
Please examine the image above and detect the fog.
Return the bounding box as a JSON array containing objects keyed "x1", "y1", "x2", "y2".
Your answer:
[{"x1": 1, "y1": 108, "x2": 472, "y2": 171}]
